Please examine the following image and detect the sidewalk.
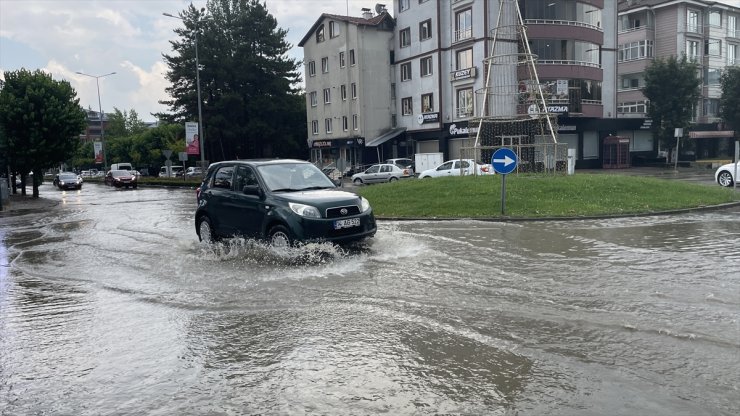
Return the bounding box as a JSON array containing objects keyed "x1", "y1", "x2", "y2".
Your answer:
[{"x1": 0, "y1": 192, "x2": 59, "y2": 213}]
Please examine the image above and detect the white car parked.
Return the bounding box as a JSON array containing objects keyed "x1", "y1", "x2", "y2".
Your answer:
[
  {"x1": 714, "y1": 161, "x2": 739, "y2": 187},
  {"x1": 418, "y1": 159, "x2": 495, "y2": 179}
]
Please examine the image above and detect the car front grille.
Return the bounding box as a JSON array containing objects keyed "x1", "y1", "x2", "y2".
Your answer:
[{"x1": 325, "y1": 205, "x2": 360, "y2": 219}]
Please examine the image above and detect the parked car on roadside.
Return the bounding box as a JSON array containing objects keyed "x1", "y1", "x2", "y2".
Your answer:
[
  {"x1": 195, "y1": 159, "x2": 376, "y2": 247},
  {"x1": 385, "y1": 158, "x2": 415, "y2": 175},
  {"x1": 418, "y1": 159, "x2": 495, "y2": 179},
  {"x1": 185, "y1": 167, "x2": 203, "y2": 178},
  {"x1": 104, "y1": 170, "x2": 138, "y2": 189},
  {"x1": 351, "y1": 163, "x2": 413, "y2": 185},
  {"x1": 715, "y1": 161, "x2": 739, "y2": 187},
  {"x1": 54, "y1": 172, "x2": 83, "y2": 190}
]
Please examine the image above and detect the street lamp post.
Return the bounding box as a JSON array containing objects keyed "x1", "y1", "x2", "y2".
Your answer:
[
  {"x1": 76, "y1": 71, "x2": 116, "y2": 169},
  {"x1": 163, "y1": 11, "x2": 206, "y2": 168}
]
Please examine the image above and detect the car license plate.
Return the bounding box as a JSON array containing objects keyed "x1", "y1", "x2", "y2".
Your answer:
[{"x1": 333, "y1": 218, "x2": 360, "y2": 229}]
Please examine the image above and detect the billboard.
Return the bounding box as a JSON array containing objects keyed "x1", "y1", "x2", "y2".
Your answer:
[
  {"x1": 186, "y1": 122, "x2": 199, "y2": 155},
  {"x1": 93, "y1": 141, "x2": 104, "y2": 164}
]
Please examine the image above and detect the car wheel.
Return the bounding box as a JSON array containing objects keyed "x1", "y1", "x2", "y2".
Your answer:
[
  {"x1": 197, "y1": 216, "x2": 219, "y2": 243},
  {"x1": 389, "y1": 177, "x2": 398, "y2": 182},
  {"x1": 717, "y1": 171, "x2": 734, "y2": 187},
  {"x1": 268, "y1": 225, "x2": 292, "y2": 248},
  {"x1": 353, "y1": 178, "x2": 363, "y2": 185}
]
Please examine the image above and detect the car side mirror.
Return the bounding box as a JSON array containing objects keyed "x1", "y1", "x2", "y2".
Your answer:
[{"x1": 243, "y1": 184, "x2": 263, "y2": 197}]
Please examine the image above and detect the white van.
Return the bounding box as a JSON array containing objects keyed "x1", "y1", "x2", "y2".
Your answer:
[{"x1": 110, "y1": 163, "x2": 133, "y2": 171}]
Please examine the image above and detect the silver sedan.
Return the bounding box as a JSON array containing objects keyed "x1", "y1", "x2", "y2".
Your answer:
[{"x1": 351, "y1": 163, "x2": 413, "y2": 185}]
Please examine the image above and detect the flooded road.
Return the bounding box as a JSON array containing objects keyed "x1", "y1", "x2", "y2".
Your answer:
[{"x1": 1, "y1": 183, "x2": 739, "y2": 415}]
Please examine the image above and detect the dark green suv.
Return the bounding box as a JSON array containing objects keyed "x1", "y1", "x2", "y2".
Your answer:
[{"x1": 195, "y1": 159, "x2": 377, "y2": 247}]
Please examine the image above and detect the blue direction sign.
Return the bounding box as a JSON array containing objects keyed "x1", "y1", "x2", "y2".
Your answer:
[{"x1": 491, "y1": 148, "x2": 518, "y2": 175}]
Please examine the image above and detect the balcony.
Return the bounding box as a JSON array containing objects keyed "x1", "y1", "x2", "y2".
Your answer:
[
  {"x1": 455, "y1": 105, "x2": 474, "y2": 119},
  {"x1": 454, "y1": 28, "x2": 473, "y2": 43}
]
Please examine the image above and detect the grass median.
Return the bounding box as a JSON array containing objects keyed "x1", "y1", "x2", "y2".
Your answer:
[{"x1": 355, "y1": 174, "x2": 739, "y2": 218}]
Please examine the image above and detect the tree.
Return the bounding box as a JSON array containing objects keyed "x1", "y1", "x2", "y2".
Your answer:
[
  {"x1": 642, "y1": 55, "x2": 701, "y2": 161},
  {"x1": 0, "y1": 69, "x2": 87, "y2": 197},
  {"x1": 106, "y1": 107, "x2": 149, "y2": 139},
  {"x1": 720, "y1": 66, "x2": 740, "y2": 134},
  {"x1": 160, "y1": 0, "x2": 307, "y2": 162}
]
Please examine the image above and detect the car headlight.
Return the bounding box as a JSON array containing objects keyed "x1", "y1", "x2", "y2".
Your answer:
[
  {"x1": 60, "y1": 181, "x2": 65, "y2": 185},
  {"x1": 289, "y1": 202, "x2": 321, "y2": 218},
  {"x1": 360, "y1": 197, "x2": 371, "y2": 212}
]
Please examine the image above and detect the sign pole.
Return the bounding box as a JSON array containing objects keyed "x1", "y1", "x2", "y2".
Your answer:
[
  {"x1": 674, "y1": 128, "x2": 683, "y2": 172},
  {"x1": 501, "y1": 174, "x2": 506, "y2": 215},
  {"x1": 491, "y1": 148, "x2": 518, "y2": 216}
]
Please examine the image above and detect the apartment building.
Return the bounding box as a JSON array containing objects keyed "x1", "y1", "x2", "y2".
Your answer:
[
  {"x1": 618, "y1": 0, "x2": 740, "y2": 159},
  {"x1": 299, "y1": 7, "x2": 395, "y2": 172},
  {"x1": 78, "y1": 108, "x2": 110, "y2": 142}
]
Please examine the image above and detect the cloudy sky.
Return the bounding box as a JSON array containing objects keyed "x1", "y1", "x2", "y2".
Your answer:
[
  {"x1": 0, "y1": 0, "x2": 374, "y2": 121},
  {"x1": 2, "y1": 0, "x2": 740, "y2": 122}
]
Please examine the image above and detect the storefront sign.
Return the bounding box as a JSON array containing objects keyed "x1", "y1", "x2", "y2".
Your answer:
[
  {"x1": 417, "y1": 112, "x2": 440, "y2": 125},
  {"x1": 640, "y1": 119, "x2": 653, "y2": 130},
  {"x1": 451, "y1": 67, "x2": 476, "y2": 81},
  {"x1": 312, "y1": 140, "x2": 332, "y2": 148},
  {"x1": 558, "y1": 125, "x2": 577, "y2": 131},
  {"x1": 449, "y1": 123, "x2": 479, "y2": 137}
]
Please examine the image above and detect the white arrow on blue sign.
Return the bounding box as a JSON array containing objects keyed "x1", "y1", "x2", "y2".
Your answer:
[{"x1": 491, "y1": 148, "x2": 518, "y2": 175}]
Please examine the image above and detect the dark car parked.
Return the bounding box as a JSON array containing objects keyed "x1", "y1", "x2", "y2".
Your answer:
[
  {"x1": 104, "y1": 170, "x2": 138, "y2": 189},
  {"x1": 54, "y1": 172, "x2": 82, "y2": 190},
  {"x1": 195, "y1": 159, "x2": 377, "y2": 247}
]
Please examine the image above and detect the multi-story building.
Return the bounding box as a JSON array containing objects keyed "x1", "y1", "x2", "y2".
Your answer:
[
  {"x1": 390, "y1": 0, "x2": 624, "y2": 168},
  {"x1": 78, "y1": 108, "x2": 110, "y2": 142},
  {"x1": 299, "y1": 7, "x2": 395, "y2": 173},
  {"x1": 618, "y1": 0, "x2": 740, "y2": 159}
]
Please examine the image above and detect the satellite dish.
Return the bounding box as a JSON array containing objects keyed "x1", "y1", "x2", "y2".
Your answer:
[{"x1": 375, "y1": 3, "x2": 386, "y2": 14}]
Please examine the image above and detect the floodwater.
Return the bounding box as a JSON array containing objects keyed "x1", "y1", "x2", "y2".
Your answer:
[{"x1": 1, "y1": 183, "x2": 738, "y2": 415}]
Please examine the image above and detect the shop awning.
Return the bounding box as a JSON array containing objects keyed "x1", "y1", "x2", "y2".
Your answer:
[
  {"x1": 365, "y1": 128, "x2": 406, "y2": 147},
  {"x1": 689, "y1": 130, "x2": 735, "y2": 139}
]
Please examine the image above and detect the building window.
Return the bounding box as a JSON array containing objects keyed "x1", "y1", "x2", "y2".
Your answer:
[
  {"x1": 401, "y1": 62, "x2": 412, "y2": 81},
  {"x1": 455, "y1": 8, "x2": 472, "y2": 42},
  {"x1": 619, "y1": 76, "x2": 641, "y2": 90},
  {"x1": 339, "y1": 51, "x2": 345, "y2": 68},
  {"x1": 309, "y1": 91, "x2": 317, "y2": 107},
  {"x1": 687, "y1": 40, "x2": 700, "y2": 61},
  {"x1": 308, "y1": 61, "x2": 316, "y2": 76},
  {"x1": 617, "y1": 101, "x2": 648, "y2": 114},
  {"x1": 457, "y1": 88, "x2": 473, "y2": 118},
  {"x1": 420, "y1": 56, "x2": 433, "y2": 76},
  {"x1": 729, "y1": 15, "x2": 738, "y2": 38},
  {"x1": 391, "y1": 83, "x2": 396, "y2": 100},
  {"x1": 729, "y1": 44, "x2": 738, "y2": 65},
  {"x1": 316, "y1": 24, "x2": 325, "y2": 43},
  {"x1": 329, "y1": 21, "x2": 339, "y2": 38},
  {"x1": 401, "y1": 97, "x2": 413, "y2": 115},
  {"x1": 311, "y1": 120, "x2": 319, "y2": 135},
  {"x1": 709, "y1": 10, "x2": 721, "y2": 27},
  {"x1": 456, "y1": 48, "x2": 473, "y2": 69},
  {"x1": 351, "y1": 83, "x2": 357, "y2": 99},
  {"x1": 705, "y1": 39, "x2": 721, "y2": 56},
  {"x1": 353, "y1": 114, "x2": 358, "y2": 130},
  {"x1": 321, "y1": 57, "x2": 329, "y2": 73},
  {"x1": 687, "y1": 10, "x2": 700, "y2": 33},
  {"x1": 704, "y1": 98, "x2": 720, "y2": 116},
  {"x1": 350, "y1": 49, "x2": 356, "y2": 65},
  {"x1": 342, "y1": 116, "x2": 348, "y2": 131},
  {"x1": 618, "y1": 40, "x2": 654, "y2": 62},
  {"x1": 705, "y1": 67, "x2": 721, "y2": 85},
  {"x1": 341, "y1": 84, "x2": 347, "y2": 100},
  {"x1": 400, "y1": 27, "x2": 411, "y2": 48},
  {"x1": 325, "y1": 118, "x2": 332, "y2": 133},
  {"x1": 421, "y1": 93, "x2": 433, "y2": 113},
  {"x1": 400, "y1": 0, "x2": 410, "y2": 12},
  {"x1": 323, "y1": 88, "x2": 331, "y2": 104},
  {"x1": 420, "y1": 19, "x2": 432, "y2": 41},
  {"x1": 391, "y1": 114, "x2": 397, "y2": 128}
]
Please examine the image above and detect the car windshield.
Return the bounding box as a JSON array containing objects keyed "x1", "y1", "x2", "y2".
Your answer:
[
  {"x1": 258, "y1": 162, "x2": 335, "y2": 192},
  {"x1": 111, "y1": 170, "x2": 131, "y2": 177},
  {"x1": 59, "y1": 174, "x2": 77, "y2": 180}
]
